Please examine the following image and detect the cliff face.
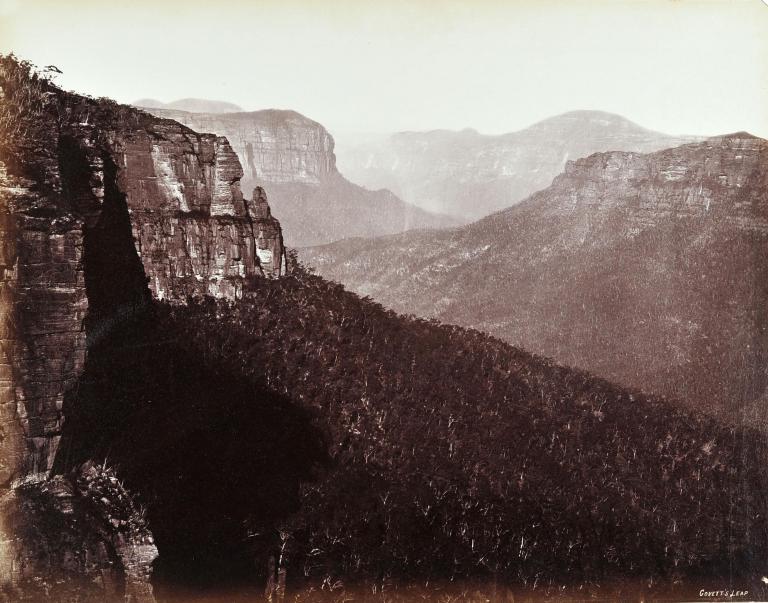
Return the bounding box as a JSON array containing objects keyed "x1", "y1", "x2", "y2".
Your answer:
[
  {"x1": 1, "y1": 102, "x2": 283, "y2": 488},
  {"x1": 0, "y1": 161, "x2": 90, "y2": 486},
  {"x1": 304, "y1": 134, "x2": 768, "y2": 421},
  {"x1": 335, "y1": 110, "x2": 702, "y2": 220},
  {"x1": 113, "y1": 123, "x2": 284, "y2": 300},
  {"x1": 550, "y1": 133, "x2": 766, "y2": 229},
  {"x1": 141, "y1": 106, "x2": 458, "y2": 246},
  {"x1": 145, "y1": 108, "x2": 335, "y2": 189},
  {"x1": 0, "y1": 58, "x2": 286, "y2": 600}
]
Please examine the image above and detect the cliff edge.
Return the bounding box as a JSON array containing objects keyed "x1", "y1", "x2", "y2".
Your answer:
[{"x1": 0, "y1": 56, "x2": 285, "y2": 600}]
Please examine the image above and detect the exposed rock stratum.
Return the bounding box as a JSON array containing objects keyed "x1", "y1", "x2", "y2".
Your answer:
[
  {"x1": 0, "y1": 59, "x2": 284, "y2": 600},
  {"x1": 141, "y1": 107, "x2": 458, "y2": 246}
]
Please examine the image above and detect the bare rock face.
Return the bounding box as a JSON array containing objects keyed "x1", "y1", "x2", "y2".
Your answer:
[
  {"x1": 0, "y1": 96, "x2": 284, "y2": 486},
  {"x1": 0, "y1": 163, "x2": 89, "y2": 486},
  {"x1": 144, "y1": 108, "x2": 335, "y2": 189},
  {"x1": 0, "y1": 67, "x2": 284, "y2": 603},
  {"x1": 304, "y1": 134, "x2": 768, "y2": 421},
  {"x1": 140, "y1": 107, "x2": 457, "y2": 246},
  {"x1": 0, "y1": 55, "x2": 292, "y2": 603},
  {"x1": 112, "y1": 122, "x2": 284, "y2": 300},
  {"x1": 0, "y1": 58, "x2": 284, "y2": 599}
]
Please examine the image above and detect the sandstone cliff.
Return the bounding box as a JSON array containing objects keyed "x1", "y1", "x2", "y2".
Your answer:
[
  {"x1": 305, "y1": 133, "x2": 768, "y2": 422},
  {"x1": 146, "y1": 108, "x2": 335, "y2": 188},
  {"x1": 1, "y1": 88, "x2": 284, "y2": 485},
  {"x1": 0, "y1": 56, "x2": 284, "y2": 599},
  {"x1": 141, "y1": 106, "x2": 458, "y2": 246}
]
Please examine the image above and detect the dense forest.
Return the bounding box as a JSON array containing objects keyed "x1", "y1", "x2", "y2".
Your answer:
[
  {"x1": 303, "y1": 132, "x2": 768, "y2": 425},
  {"x1": 55, "y1": 257, "x2": 768, "y2": 601},
  {"x1": 3, "y1": 51, "x2": 766, "y2": 603}
]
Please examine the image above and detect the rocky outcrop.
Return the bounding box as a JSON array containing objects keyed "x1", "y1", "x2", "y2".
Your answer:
[
  {"x1": 0, "y1": 93, "x2": 284, "y2": 486},
  {"x1": 0, "y1": 56, "x2": 288, "y2": 599},
  {"x1": 335, "y1": 110, "x2": 703, "y2": 220},
  {"x1": 145, "y1": 108, "x2": 335, "y2": 189},
  {"x1": 304, "y1": 133, "x2": 768, "y2": 421},
  {"x1": 140, "y1": 106, "x2": 458, "y2": 246},
  {"x1": 114, "y1": 122, "x2": 284, "y2": 300},
  {"x1": 0, "y1": 465, "x2": 157, "y2": 602}
]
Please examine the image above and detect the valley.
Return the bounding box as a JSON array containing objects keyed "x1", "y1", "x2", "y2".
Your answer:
[
  {"x1": 0, "y1": 17, "x2": 766, "y2": 599},
  {"x1": 305, "y1": 133, "x2": 768, "y2": 422}
]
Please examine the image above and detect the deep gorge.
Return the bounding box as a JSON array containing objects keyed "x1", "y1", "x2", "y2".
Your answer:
[{"x1": 1, "y1": 55, "x2": 767, "y2": 602}]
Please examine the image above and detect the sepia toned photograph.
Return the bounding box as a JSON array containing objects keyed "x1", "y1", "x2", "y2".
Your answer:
[{"x1": 0, "y1": 0, "x2": 767, "y2": 601}]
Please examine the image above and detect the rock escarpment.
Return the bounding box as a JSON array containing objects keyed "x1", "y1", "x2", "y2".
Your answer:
[
  {"x1": 305, "y1": 133, "x2": 768, "y2": 421},
  {"x1": 141, "y1": 106, "x2": 457, "y2": 246},
  {"x1": 0, "y1": 56, "x2": 284, "y2": 599},
  {"x1": 1, "y1": 93, "x2": 283, "y2": 485},
  {"x1": 551, "y1": 133, "x2": 767, "y2": 230},
  {"x1": 146, "y1": 108, "x2": 335, "y2": 188},
  {"x1": 116, "y1": 123, "x2": 285, "y2": 300}
]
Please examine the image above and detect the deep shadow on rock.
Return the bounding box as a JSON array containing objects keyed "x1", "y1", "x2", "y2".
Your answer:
[{"x1": 53, "y1": 306, "x2": 328, "y2": 597}]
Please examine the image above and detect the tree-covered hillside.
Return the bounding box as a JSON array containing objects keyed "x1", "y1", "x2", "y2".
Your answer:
[
  {"x1": 58, "y1": 262, "x2": 768, "y2": 601},
  {"x1": 304, "y1": 133, "x2": 768, "y2": 425}
]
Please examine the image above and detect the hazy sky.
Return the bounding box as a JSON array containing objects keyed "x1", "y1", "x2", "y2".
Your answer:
[{"x1": 1, "y1": 0, "x2": 767, "y2": 138}]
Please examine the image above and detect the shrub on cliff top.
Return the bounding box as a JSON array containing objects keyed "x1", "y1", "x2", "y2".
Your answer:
[{"x1": 0, "y1": 54, "x2": 60, "y2": 168}]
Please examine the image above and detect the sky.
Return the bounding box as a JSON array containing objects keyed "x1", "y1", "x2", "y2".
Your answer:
[{"x1": 1, "y1": 0, "x2": 767, "y2": 139}]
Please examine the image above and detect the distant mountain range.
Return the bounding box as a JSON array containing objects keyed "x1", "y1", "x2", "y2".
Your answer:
[
  {"x1": 133, "y1": 97, "x2": 244, "y2": 113},
  {"x1": 137, "y1": 104, "x2": 456, "y2": 246},
  {"x1": 3, "y1": 57, "x2": 765, "y2": 600},
  {"x1": 305, "y1": 133, "x2": 768, "y2": 422},
  {"x1": 335, "y1": 110, "x2": 702, "y2": 220}
]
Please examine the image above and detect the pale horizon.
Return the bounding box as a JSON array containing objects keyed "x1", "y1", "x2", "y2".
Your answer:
[{"x1": 1, "y1": 0, "x2": 767, "y2": 139}]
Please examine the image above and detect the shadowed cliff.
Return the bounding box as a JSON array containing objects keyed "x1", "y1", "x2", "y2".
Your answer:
[
  {"x1": 54, "y1": 305, "x2": 327, "y2": 596},
  {"x1": 2, "y1": 55, "x2": 768, "y2": 603},
  {"x1": 0, "y1": 54, "x2": 293, "y2": 600}
]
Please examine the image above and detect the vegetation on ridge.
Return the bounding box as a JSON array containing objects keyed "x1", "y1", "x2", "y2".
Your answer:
[
  {"x1": 0, "y1": 54, "x2": 57, "y2": 168},
  {"x1": 139, "y1": 260, "x2": 768, "y2": 598},
  {"x1": 4, "y1": 52, "x2": 767, "y2": 601}
]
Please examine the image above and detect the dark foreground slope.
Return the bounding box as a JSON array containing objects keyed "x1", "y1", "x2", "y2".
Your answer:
[
  {"x1": 57, "y1": 265, "x2": 768, "y2": 601},
  {"x1": 3, "y1": 56, "x2": 766, "y2": 602},
  {"x1": 306, "y1": 134, "x2": 768, "y2": 422}
]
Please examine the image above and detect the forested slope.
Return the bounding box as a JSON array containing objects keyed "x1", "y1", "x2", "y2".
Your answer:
[{"x1": 57, "y1": 264, "x2": 768, "y2": 600}]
